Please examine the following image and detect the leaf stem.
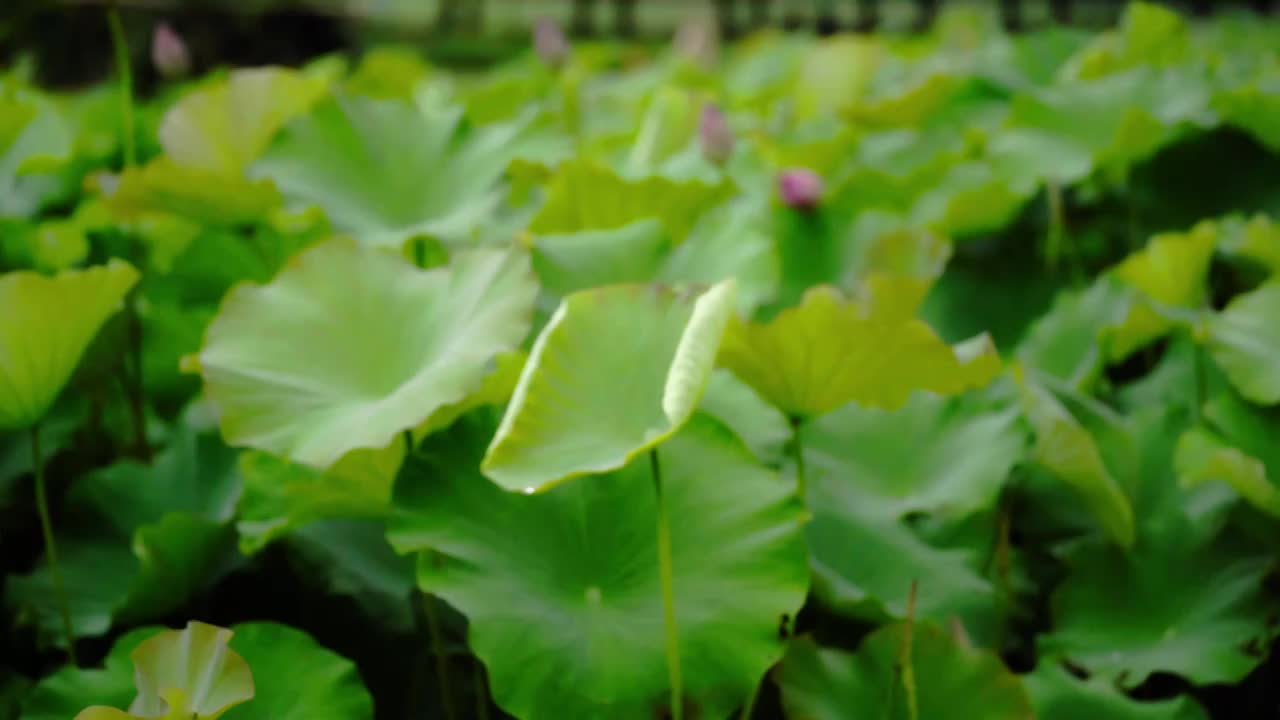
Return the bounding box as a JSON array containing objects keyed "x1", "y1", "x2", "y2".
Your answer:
[
  {"x1": 31, "y1": 425, "x2": 77, "y2": 666},
  {"x1": 422, "y1": 588, "x2": 459, "y2": 720},
  {"x1": 107, "y1": 5, "x2": 136, "y2": 168},
  {"x1": 788, "y1": 415, "x2": 807, "y2": 501},
  {"x1": 651, "y1": 447, "x2": 683, "y2": 720}
]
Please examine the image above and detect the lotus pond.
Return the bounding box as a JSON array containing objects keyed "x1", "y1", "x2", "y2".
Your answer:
[{"x1": 3, "y1": 3, "x2": 1280, "y2": 718}]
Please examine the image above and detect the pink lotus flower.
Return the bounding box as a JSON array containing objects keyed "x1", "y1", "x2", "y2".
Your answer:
[
  {"x1": 698, "y1": 103, "x2": 734, "y2": 164},
  {"x1": 151, "y1": 22, "x2": 190, "y2": 79},
  {"x1": 533, "y1": 17, "x2": 570, "y2": 68},
  {"x1": 778, "y1": 168, "x2": 823, "y2": 210}
]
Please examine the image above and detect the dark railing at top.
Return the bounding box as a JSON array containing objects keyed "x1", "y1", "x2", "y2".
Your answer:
[{"x1": 433, "y1": 0, "x2": 1278, "y2": 37}]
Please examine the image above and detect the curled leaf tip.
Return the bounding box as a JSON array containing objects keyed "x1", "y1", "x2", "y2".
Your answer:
[{"x1": 778, "y1": 168, "x2": 823, "y2": 211}]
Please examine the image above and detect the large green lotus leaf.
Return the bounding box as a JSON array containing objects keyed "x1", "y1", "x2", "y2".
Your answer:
[
  {"x1": 1025, "y1": 662, "x2": 1208, "y2": 720},
  {"x1": 0, "y1": 93, "x2": 73, "y2": 219},
  {"x1": 528, "y1": 219, "x2": 670, "y2": 297},
  {"x1": 911, "y1": 161, "x2": 1033, "y2": 239},
  {"x1": 805, "y1": 476, "x2": 996, "y2": 635},
  {"x1": 252, "y1": 96, "x2": 531, "y2": 246},
  {"x1": 1015, "y1": 370, "x2": 1135, "y2": 548},
  {"x1": 481, "y1": 279, "x2": 735, "y2": 492},
  {"x1": 1040, "y1": 532, "x2": 1273, "y2": 687},
  {"x1": 1176, "y1": 387, "x2": 1280, "y2": 518},
  {"x1": 389, "y1": 414, "x2": 809, "y2": 720},
  {"x1": 658, "y1": 197, "x2": 778, "y2": 316},
  {"x1": 158, "y1": 67, "x2": 327, "y2": 175},
  {"x1": 219, "y1": 623, "x2": 373, "y2": 720},
  {"x1": 106, "y1": 159, "x2": 283, "y2": 227},
  {"x1": 0, "y1": 260, "x2": 139, "y2": 430},
  {"x1": 719, "y1": 285, "x2": 1000, "y2": 418},
  {"x1": 1201, "y1": 282, "x2": 1280, "y2": 405},
  {"x1": 235, "y1": 439, "x2": 404, "y2": 553},
  {"x1": 803, "y1": 390, "x2": 1025, "y2": 518},
  {"x1": 21, "y1": 627, "x2": 162, "y2": 720},
  {"x1": 527, "y1": 159, "x2": 728, "y2": 243},
  {"x1": 1016, "y1": 278, "x2": 1133, "y2": 391},
  {"x1": 1105, "y1": 222, "x2": 1216, "y2": 362},
  {"x1": 777, "y1": 626, "x2": 1034, "y2": 720},
  {"x1": 197, "y1": 238, "x2": 537, "y2": 468},
  {"x1": 6, "y1": 431, "x2": 240, "y2": 644}
]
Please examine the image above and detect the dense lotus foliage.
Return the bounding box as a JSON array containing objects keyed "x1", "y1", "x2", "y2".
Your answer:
[{"x1": 3, "y1": 2, "x2": 1280, "y2": 718}]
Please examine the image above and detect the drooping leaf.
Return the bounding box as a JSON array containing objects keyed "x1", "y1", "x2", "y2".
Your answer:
[
  {"x1": 777, "y1": 626, "x2": 1034, "y2": 720},
  {"x1": 252, "y1": 96, "x2": 534, "y2": 247},
  {"x1": 158, "y1": 67, "x2": 327, "y2": 175},
  {"x1": 196, "y1": 238, "x2": 537, "y2": 468},
  {"x1": 1175, "y1": 386, "x2": 1280, "y2": 518},
  {"x1": 719, "y1": 285, "x2": 1000, "y2": 418},
  {"x1": 1024, "y1": 662, "x2": 1208, "y2": 720},
  {"x1": 0, "y1": 260, "x2": 139, "y2": 430},
  {"x1": 1106, "y1": 221, "x2": 1216, "y2": 362},
  {"x1": 390, "y1": 414, "x2": 809, "y2": 720},
  {"x1": 481, "y1": 279, "x2": 735, "y2": 493},
  {"x1": 1015, "y1": 370, "x2": 1136, "y2": 548},
  {"x1": 1016, "y1": 278, "x2": 1133, "y2": 391},
  {"x1": 1200, "y1": 282, "x2": 1280, "y2": 405}
]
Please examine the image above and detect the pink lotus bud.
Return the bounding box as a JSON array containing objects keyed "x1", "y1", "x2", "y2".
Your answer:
[
  {"x1": 533, "y1": 17, "x2": 570, "y2": 68},
  {"x1": 151, "y1": 22, "x2": 190, "y2": 79},
  {"x1": 778, "y1": 168, "x2": 824, "y2": 210},
  {"x1": 699, "y1": 103, "x2": 734, "y2": 164}
]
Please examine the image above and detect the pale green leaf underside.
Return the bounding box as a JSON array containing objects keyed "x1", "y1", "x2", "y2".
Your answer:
[
  {"x1": 0, "y1": 259, "x2": 139, "y2": 430},
  {"x1": 482, "y1": 279, "x2": 736, "y2": 492},
  {"x1": 198, "y1": 238, "x2": 536, "y2": 468}
]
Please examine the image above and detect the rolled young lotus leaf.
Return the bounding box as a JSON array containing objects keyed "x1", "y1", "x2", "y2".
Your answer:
[{"x1": 482, "y1": 279, "x2": 736, "y2": 493}]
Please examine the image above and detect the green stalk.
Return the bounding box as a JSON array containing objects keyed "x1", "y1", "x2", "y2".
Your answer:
[
  {"x1": 651, "y1": 447, "x2": 683, "y2": 720},
  {"x1": 108, "y1": 5, "x2": 151, "y2": 459},
  {"x1": 789, "y1": 415, "x2": 807, "y2": 500},
  {"x1": 421, "y1": 587, "x2": 459, "y2": 720},
  {"x1": 107, "y1": 6, "x2": 136, "y2": 168},
  {"x1": 31, "y1": 425, "x2": 78, "y2": 666}
]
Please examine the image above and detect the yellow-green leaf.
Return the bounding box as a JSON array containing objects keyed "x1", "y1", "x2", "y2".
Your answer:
[
  {"x1": 0, "y1": 260, "x2": 139, "y2": 430},
  {"x1": 718, "y1": 285, "x2": 1000, "y2": 418}
]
